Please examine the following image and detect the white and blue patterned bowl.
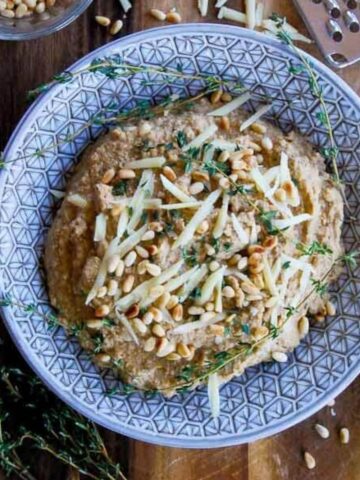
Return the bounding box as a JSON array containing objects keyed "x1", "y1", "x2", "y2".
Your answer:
[{"x1": 1, "y1": 24, "x2": 359, "y2": 448}]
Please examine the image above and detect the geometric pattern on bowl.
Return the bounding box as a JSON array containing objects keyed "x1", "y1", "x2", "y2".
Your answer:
[{"x1": 0, "y1": 24, "x2": 359, "y2": 447}]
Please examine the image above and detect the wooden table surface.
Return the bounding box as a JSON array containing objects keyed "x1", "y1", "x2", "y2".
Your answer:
[{"x1": 0, "y1": 1, "x2": 359, "y2": 479}]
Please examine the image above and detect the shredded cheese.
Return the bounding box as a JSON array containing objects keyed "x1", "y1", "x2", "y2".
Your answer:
[
  {"x1": 208, "y1": 92, "x2": 251, "y2": 117},
  {"x1": 218, "y1": 6, "x2": 247, "y2": 23},
  {"x1": 67, "y1": 194, "x2": 88, "y2": 208},
  {"x1": 115, "y1": 309, "x2": 139, "y2": 345},
  {"x1": 182, "y1": 124, "x2": 218, "y2": 152},
  {"x1": 215, "y1": 0, "x2": 228, "y2": 7},
  {"x1": 179, "y1": 265, "x2": 208, "y2": 302},
  {"x1": 272, "y1": 213, "x2": 312, "y2": 230},
  {"x1": 231, "y1": 213, "x2": 249, "y2": 245},
  {"x1": 118, "y1": 0, "x2": 131, "y2": 13},
  {"x1": 208, "y1": 373, "x2": 220, "y2": 418},
  {"x1": 213, "y1": 194, "x2": 229, "y2": 239},
  {"x1": 263, "y1": 255, "x2": 278, "y2": 296},
  {"x1": 240, "y1": 104, "x2": 272, "y2": 132},
  {"x1": 262, "y1": 19, "x2": 312, "y2": 43},
  {"x1": 172, "y1": 189, "x2": 221, "y2": 249},
  {"x1": 170, "y1": 313, "x2": 225, "y2": 334},
  {"x1": 210, "y1": 139, "x2": 239, "y2": 152},
  {"x1": 50, "y1": 189, "x2": 65, "y2": 199},
  {"x1": 214, "y1": 271, "x2": 224, "y2": 313},
  {"x1": 160, "y1": 174, "x2": 195, "y2": 203},
  {"x1": 163, "y1": 266, "x2": 200, "y2": 293},
  {"x1": 94, "y1": 213, "x2": 107, "y2": 242},
  {"x1": 159, "y1": 201, "x2": 203, "y2": 210},
  {"x1": 127, "y1": 170, "x2": 153, "y2": 233},
  {"x1": 198, "y1": 0, "x2": 208, "y2": 16},
  {"x1": 197, "y1": 267, "x2": 226, "y2": 306},
  {"x1": 255, "y1": 2, "x2": 264, "y2": 26},
  {"x1": 245, "y1": 0, "x2": 256, "y2": 29},
  {"x1": 117, "y1": 225, "x2": 148, "y2": 259},
  {"x1": 125, "y1": 156, "x2": 166, "y2": 169},
  {"x1": 116, "y1": 207, "x2": 129, "y2": 238}
]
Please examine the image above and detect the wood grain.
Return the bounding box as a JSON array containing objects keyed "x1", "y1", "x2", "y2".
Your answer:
[{"x1": 0, "y1": 1, "x2": 359, "y2": 479}]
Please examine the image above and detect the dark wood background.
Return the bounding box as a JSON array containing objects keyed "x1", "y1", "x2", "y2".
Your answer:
[{"x1": 0, "y1": 1, "x2": 359, "y2": 479}]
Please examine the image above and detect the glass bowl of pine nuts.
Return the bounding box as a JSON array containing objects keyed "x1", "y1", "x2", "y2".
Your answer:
[{"x1": 0, "y1": 0, "x2": 92, "y2": 40}]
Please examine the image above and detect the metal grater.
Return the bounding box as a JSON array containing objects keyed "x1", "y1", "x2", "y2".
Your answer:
[{"x1": 293, "y1": 0, "x2": 360, "y2": 68}]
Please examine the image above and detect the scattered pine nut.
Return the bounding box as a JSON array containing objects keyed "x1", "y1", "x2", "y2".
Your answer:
[
  {"x1": 272, "y1": 351, "x2": 288, "y2": 363},
  {"x1": 339, "y1": 427, "x2": 350, "y2": 444},
  {"x1": 110, "y1": 19, "x2": 123, "y2": 35},
  {"x1": 95, "y1": 15, "x2": 111, "y2": 27},
  {"x1": 314, "y1": 423, "x2": 330, "y2": 439},
  {"x1": 150, "y1": 8, "x2": 166, "y2": 21},
  {"x1": 304, "y1": 452, "x2": 316, "y2": 470},
  {"x1": 166, "y1": 11, "x2": 182, "y2": 23}
]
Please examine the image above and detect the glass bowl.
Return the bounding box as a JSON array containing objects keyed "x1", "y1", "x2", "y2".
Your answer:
[{"x1": 0, "y1": 0, "x2": 93, "y2": 40}]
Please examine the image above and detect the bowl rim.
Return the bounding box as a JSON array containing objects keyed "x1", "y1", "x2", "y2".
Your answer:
[
  {"x1": 1, "y1": 23, "x2": 360, "y2": 448},
  {"x1": 0, "y1": 0, "x2": 93, "y2": 41}
]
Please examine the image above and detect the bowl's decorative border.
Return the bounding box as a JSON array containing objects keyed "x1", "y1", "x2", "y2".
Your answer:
[{"x1": 0, "y1": 25, "x2": 359, "y2": 448}]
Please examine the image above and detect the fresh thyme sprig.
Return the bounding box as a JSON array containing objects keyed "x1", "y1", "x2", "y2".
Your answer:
[{"x1": 0, "y1": 362, "x2": 126, "y2": 480}]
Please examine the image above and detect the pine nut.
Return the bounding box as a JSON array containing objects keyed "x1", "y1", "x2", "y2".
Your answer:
[
  {"x1": 167, "y1": 295, "x2": 179, "y2": 310},
  {"x1": 1, "y1": 8, "x2": 14, "y2": 17},
  {"x1": 248, "y1": 244, "x2": 265, "y2": 255},
  {"x1": 107, "y1": 279, "x2": 118, "y2": 296},
  {"x1": 122, "y1": 274, "x2": 135, "y2": 293},
  {"x1": 147, "y1": 245, "x2": 159, "y2": 256},
  {"x1": 149, "y1": 221, "x2": 163, "y2": 232},
  {"x1": 135, "y1": 245, "x2": 149, "y2": 259},
  {"x1": 272, "y1": 351, "x2": 288, "y2": 363},
  {"x1": 15, "y1": 3, "x2": 28, "y2": 16},
  {"x1": 251, "y1": 122, "x2": 267, "y2": 134},
  {"x1": 155, "y1": 291, "x2": 171, "y2": 309},
  {"x1": 241, "y1": 282, "x2": 260, "y2": 295},
  {"x1": 141, "y1": 230, "x2": 155, "y2": 241},
  {"x1": 209, "y1": 260, "x2": 220, "y2": 272},
  {"x1": 156, "y1": 338, "x2": 175, "y2": 357},
  {"x1": 95, "y1": 15, "x2": 111, "y2": 27},
  {"x1": 101, "y1": 168, "x2": 115, "y2": 184},
  {"x1": 218, "y1": 150, "x2": 230, "y2": 163},
  {"x1": 172, "y1": 304, "x2": 183, "y2": 321},
  {"x1": 126, "y1": 304, "x2": 139, "y2": 319},
  {"x1": 339, "y1": 427, "x2": 350, "y2": 444},
  {"x1": 248, "y1": 141, "x2": 261, "y2": 153},
  {"x1": 315, "y1": 423, "x2": 330, "y2": 439},
  {"x1": 236, "y1": 289, "x2": 245, "y2": 308},
  {"x1": 205, "y1": 244, "x2": 216, "y2": 256},
  {"x1": 166, "y1": 352, "x2": 181, "y2": 361},
  {"x1": 144, "y1": 336, "x2": 156, "y2": 352},
  {"x1": 261, "y1": 136, "x2": 273, "y2": 150},
  {"x1": 149, "y1": 306, "x2": 163, "y2": 323},
  {"x1": 110, "y1": 19, "x2": 123, "y2": 35},
  {"x1": 177, "y1": 342, "x2": 191, "y2": 358},
  {"x1": 221, "y1": 92, "x2": 232, "y2": 102},
  {"x1": 152, "y1": 323, "x2": 166, "y2": 337},
  {"x1": 298, "y1": 316, "x2": 309, "y2": 336},
  {"x1": 115, "y1": 260, "x2": 125, "y2": 277},
  {"x1": 124, "y1": 250, "x2": 137, "y2": 267},
  {"x1": 146, "y1": 263, "x2": 162, "y2": 277},
  {"x1": 166, "y1": 11, "x2": 181, "y2": 23},
  {"x1": 188, "y1": 306, "x2": 205, "y2": 315},
  {"x1": 95, "y1": 305, "x2": 110, "y2": 317},
  {"x1": 142, "y1": 311, "x2": 154, "y2": 325},
  {"x1": 192, "y1": 170, "x2": 210, "y2": 182},
  {"x1": 222, "y1": 286, "x2": 235, "y2": 298},
  {"x1": 237, "y1": 257, "x2": 248, "y2": 270},
  {"x1": 95, "y1": 353, "x2": 111, "y2": 364},
  {"x1": 219, "y1": 177, "x2": 230, "y2": 189},
  {"x1": 97, "y1": 286, "x2": 108, "y2": 298},
  {"x1": 133, "y1": 317, "x2": 147, "y2": 334},
  {"x1": 162, "y1": 165, "x2": 177, "y2": 181},
  {"x1": 189, "y1": 181, "x2": 204, "y2": 195},
  {"x1": 137, "y1": 259, "x2": 149, "y2": 275},
  {"x1": 249, "y1": 263, "x2": 264, "y2": 274},
  {"x1": 219, "y1": 116, "x2": 230, "y2": 131},
  {"x1": 196, "y1": 219, "x2": 209, "y2": 234},
  {"x1": 251, "y1": 325, "x2": 269, "y2": 340},
  {"x1": 274, "y1": 188, "x2": 286, "y2": 202},
  {"x1": 86, "y1": 319, "x2": 103, "y2": 330},
  {"x1": 118, "y1": 168, "x2": 136, "y2": 179},
  {"x1": 326, "y1": 300, "x2": 336, "y2": 316},
  {"x1": 304, "y1": 452, "x2": 316, "y2": 470},
  {"x1": 205, "y1": 302, "x2": 215, "y2": 311},
  {"x1": 210, "y1": 90, "x2": 222, "y2": 104},
  {"x1": 150, "y1": 8, "x2": 166, "y2": 21},
  {"x1": 149, "y1": 285, "x2": 165, "y2": 300},
  {"x1": 108, "y1": 254, "x2": 121, "y2": 273}
]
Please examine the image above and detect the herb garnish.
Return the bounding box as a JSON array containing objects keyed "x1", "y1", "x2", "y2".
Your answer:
[
  {"x1": 180, "y1": 146, "x2": 200, "y2": 173},
  {"x1": 112, "y1": 181, "x2": 128, "y2": 196},
  {"x1": 176, "y1": 130, "x2": 188, "y2": 148},
  {"x1": 257, "y1": 209, "x2": 280, "y2": 235},
  {"x1": 297, "y1": 241, "x2": 333, "y2": 256}
]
